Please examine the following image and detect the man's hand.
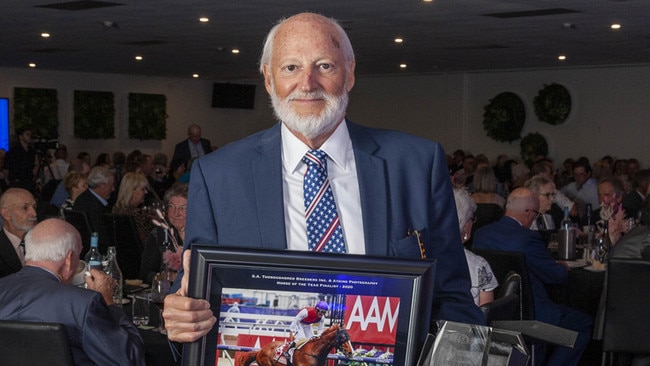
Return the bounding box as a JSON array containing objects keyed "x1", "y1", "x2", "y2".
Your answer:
[
  {"x1": 163, "y1": 250, "x2": 217, "y2": 342},
  {"x1": 85, "y1": 269, "x2": 116, "y2": 305}
]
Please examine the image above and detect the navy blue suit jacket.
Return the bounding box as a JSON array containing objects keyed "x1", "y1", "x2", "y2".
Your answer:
[
  {"x1": 0, "y1": 266, "x2": 144, "y2": 366},
  {"x1": 180, "y1": 121, "x2": 484, "y2": 325},
  {"x1": 473, "y1": 216, "x2": 569, "y2": 324}
]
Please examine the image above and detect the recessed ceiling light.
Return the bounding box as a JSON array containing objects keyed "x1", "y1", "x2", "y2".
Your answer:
[
  {"x1": 135, "y1": 55, "x2": 143, "y2": 61},
  {"x1": 29, "y1": 63, "x2": 36, "y2": 68},
  {"x1": 611, "y1": 23, "x2": 621, "y2": 30},
  {"x1": 558, "y1": 55, "x2": 567, "y2": 61},
  {"x1": 192, "y1": 74, "x2": 199, "y2": 78},
  {"x1": 423, "y1": 0, "x2": 433, "y2": 2},
  {"x1": 232, "y1": 49, "x2": 240, "y2": 54},
  {"x1": 394, "y1": 38, "x2": 403, "y2": 43},
  {"x1": 399, "y1": 64, "x2": 407, "y2": 69},
  {"x1": 41, "y1": 33, "x2": 50, "y2": 38},
  {"x1": 199, "y1": 17, "x2": 209, "y2": 23}
]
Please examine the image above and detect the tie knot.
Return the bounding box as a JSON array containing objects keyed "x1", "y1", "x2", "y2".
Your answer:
[{"x1": 303, "y1": 149, "x2": 328, "y2": 169}]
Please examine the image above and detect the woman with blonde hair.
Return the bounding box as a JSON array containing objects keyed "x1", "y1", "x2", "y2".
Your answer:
[{"x1": 112, "y1": 172, "x2": 153, "y2": 244}]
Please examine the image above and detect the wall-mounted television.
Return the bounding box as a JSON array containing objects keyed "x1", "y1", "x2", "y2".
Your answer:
[{"x1": 211, "y1": 83, "x2": 256, "y2": 110}]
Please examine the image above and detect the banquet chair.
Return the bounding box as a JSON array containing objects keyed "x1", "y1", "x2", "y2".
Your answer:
[
  {"x1": 480, "y1": 271, "x2": 522, "y2": 324},
  {"x1": 601, "y1": 258, "x2": 650, "y2": 366},
  {"x1": 0, "y1": 320, "x2": 74, "y2": 366},
  {"x1": 102, "y1": 213, "x2": 143, "y2": 279},
  {"x1": 471, "y1": 248, "x2": 535, "y2": 320}
]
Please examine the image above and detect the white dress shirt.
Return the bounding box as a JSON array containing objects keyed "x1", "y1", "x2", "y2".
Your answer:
[
  {"x1": 281, "y1": 120, "x2": 366, "y2": 254},
  {"x1": 4, "y1": 229, "x2": 25, "y2": 265}
]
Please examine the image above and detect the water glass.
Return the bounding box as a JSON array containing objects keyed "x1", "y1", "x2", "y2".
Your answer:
[{"x1": 132, "y1": 293, "x2": 151, "y2": 326}]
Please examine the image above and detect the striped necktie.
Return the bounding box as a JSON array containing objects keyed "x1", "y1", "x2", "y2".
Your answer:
[{"x1": 302, "y1": 150, "x2": 346, "y2": 253}]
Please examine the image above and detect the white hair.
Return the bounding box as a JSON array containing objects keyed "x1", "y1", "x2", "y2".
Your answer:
[
  {"x1": 259, "y1": 13, "x2": 355, "y2": 75},
  {"x1": 453, "y1": 187, "x2": 476, "y2": 230},
  {"x1": 24, "y1": 220, "x2": 81, "y2": 263}
]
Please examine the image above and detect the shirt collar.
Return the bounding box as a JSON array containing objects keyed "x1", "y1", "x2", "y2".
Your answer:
[
  {"x1": 281, "y1": 119, "x2": 351, "y2": 174},
  {"x1": 89, "y1": 188, "x2": 108, "y2": 206}
]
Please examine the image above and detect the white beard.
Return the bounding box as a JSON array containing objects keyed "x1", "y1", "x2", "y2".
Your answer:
[{"x1": 270, "y1": 86, "x2": 348, "y2": 141}]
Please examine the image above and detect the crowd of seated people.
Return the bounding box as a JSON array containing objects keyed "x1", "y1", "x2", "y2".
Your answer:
[
  {"x1": 447, "y1": 151, "x2": 650, "y2": 256},
  {"x1": 0, "y1": 125, "x2": 203, "y2": 284}
]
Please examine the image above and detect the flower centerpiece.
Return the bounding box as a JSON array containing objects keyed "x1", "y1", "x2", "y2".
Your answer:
[{"x1": 151, "y1": 207, "x2": 182, "y2": 271}]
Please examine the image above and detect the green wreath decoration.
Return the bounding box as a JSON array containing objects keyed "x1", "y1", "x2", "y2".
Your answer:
[
  {"x1": 533, "y1": 83, "x2": 571, "y2": 125},
  {"x1": 520, "y1": 132, "x2": 548, "y2": 166},
  {"x1": 482, "y1": 92, "x2": 526, "y2": 143}
]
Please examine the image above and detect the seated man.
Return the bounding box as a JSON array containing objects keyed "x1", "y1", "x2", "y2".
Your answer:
[
  {"x1": 0, "y1": 218, "x2": 144, "y2": 366},
  {"x1": 473, "y1": 187, "x2": 593, "y2": 366}
]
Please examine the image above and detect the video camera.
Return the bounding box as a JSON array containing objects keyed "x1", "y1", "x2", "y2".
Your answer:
[{"x1": 32, "y1": 137, "x2": 59, "y2": 156}]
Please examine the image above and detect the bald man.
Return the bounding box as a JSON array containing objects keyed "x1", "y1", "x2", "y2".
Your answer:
[
  {"x1": 0, "y1": 219, "x2": 144, "y2": 365},
  {"x1": 473, "y1": 188, "x2": 593, "y2": 366},
  {"x1": 170, "y1": 124, "x2": 212, "y2": 171},
  {"x1": 0, "y1": 188, "x2": 37, "y2": 278}
]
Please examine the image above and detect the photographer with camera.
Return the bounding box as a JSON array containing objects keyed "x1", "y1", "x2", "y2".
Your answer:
[{"x1": 5, "y1": 127, "x2": 39, "y2": 194}]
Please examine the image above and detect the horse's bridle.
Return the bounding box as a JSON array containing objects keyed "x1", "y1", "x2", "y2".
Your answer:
[{"x1": 295, "y1": 328, "x2": 352, "y2": 363}]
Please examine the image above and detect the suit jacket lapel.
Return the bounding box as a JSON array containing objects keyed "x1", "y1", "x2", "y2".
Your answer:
[
  {"x1": 252, "y1": 124, "x2": 287, "y2": 250},
  {"x1": 347, "y1": 122, "x2": 389, "y2": 256},
  {"x1": 0, "y1": 230, "x2": 22, "y2": 274}
]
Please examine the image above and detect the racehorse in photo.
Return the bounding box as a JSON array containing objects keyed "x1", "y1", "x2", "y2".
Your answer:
[{"x1": 236, "y1": 323, "x2": 354, "y2": 366}]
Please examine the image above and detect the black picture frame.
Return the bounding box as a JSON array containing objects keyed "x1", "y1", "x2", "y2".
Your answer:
[{"x1": 184, "y1": 245, "x2": 436, "y2": 366}]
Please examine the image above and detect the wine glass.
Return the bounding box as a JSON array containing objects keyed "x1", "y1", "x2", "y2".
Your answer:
[{"x1": 151, "y1": 272, "x2": 171, "y2": 334}]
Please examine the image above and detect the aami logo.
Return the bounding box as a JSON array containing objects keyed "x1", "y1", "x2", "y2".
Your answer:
[{"x1": 344, "y1": 295, "x2": 399, "y2": 344}]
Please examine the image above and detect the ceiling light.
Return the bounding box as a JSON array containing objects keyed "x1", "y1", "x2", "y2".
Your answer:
[
  {"x1": 394, "y1": 38, "x2": 403, "y2": 43},
  {"x1": 611, "y1": 23, "x2": 621, "y2": 30},
  {"x1": 29, "y1": 63, "x2": 36, "y2": 68},
  {"x1": 135, "y1": 56, "x2": 143, "y2": 61},
  {"x1": 41, "y1": 32, "x2": 51, "y2": 38},
  {"x1": 192, "y1": 74, "x2": 199, "y2": 78},
  {"x1": 399, "y1": 64, "x2": 407, "y2": 69},
  {"x1": 199, "y1": 17, "x2": 209, "y2": 23},
  {"x1": 558, "y1": 55, "x2": 567, "y2": 61},
  {"x1": 423, "y1": 0, "x2": 433, "y2": 2},
  {"x1": 231, "y1": 49, "x2": 240, "y2": 54}
]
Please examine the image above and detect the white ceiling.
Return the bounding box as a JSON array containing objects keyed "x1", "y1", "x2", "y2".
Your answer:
[{"x1": 1, "y1": 0, "x2": 649, "y2": 80}]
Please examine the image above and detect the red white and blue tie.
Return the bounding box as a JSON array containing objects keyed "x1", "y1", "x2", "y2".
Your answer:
[{"x1": 302, "y1": 149, "x2": 346, "y2": 253}]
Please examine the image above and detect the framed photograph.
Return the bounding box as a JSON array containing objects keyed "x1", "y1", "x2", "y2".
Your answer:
[{"x1": 184, "y1": 245, "x2": 436, "y2": 366}]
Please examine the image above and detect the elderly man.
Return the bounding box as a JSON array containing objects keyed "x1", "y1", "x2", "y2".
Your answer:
[
  {"x1": 0, "y1": 188, "x2": 37, "y2": 278},
  {"x1": 473, "y1": 188, "x2": 593, "y2": 366},
  {"x1": 163, "y1": 12, "x2": 484, "y2": 348},
  {"x1": 170, "y1": 124, "x2": 212, "y2": 170},
  {"x1": 72, "y1": 166, "x2": 115, "y2": 254},
  {"x1": 0, "y1": 219, "x2": 144, "y2": 365}
]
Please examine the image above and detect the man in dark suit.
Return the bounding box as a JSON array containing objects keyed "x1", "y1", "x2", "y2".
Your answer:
[
  {"x1": 0, "y1": 218, "x2": 144, "y2": 365},
  {"x1": 473, "y1": 187, "x2": 593, "y2": 366},
  {"x1": 72, "y1": 166, "x2": 115, "y2": 254},
  {"x1": 170, "y1": 124, "x2": 211, "y2": 171},
  {"x1": 163, "y1": 12, "x2": 484, "y2": 345},
  {"x1": 0, "y1": 188, "x2": 37, "y2": 278}
]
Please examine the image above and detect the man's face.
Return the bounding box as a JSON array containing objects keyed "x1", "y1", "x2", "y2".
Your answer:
[
  {"x1": 1, "y1": 191, "x2": 37, "y2": 236},
  {"x1": 188, "y1": 126, "x2": 201, "y2": 144},
  {"x1": 573, "y1": 167, "x2": 590, "y2": 188},
  {"x1": 19, "y1": 130, "x2": 32, "y2": 145},
  {"x1": 141, "y1": 157, "x2": 154, "y2": 176},
  {"x1": 598, "y1": 181, "x2": 621, "y2": 208},
  {"x1": 263, "y1": 16, "x2": 355, "y2": 142}
]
